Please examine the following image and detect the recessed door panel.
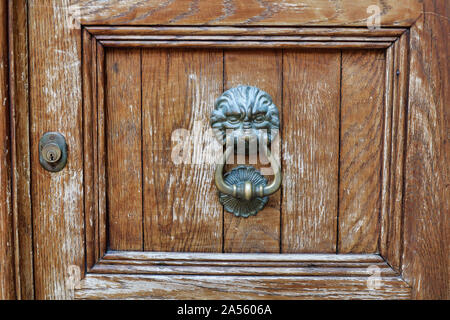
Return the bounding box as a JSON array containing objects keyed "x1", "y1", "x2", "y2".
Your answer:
[{"x1": 103, "y1": 48, "x2": 385, "y2": 254}]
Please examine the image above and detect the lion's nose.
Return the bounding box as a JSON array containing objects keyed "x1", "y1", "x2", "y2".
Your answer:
[{"x1": 242, "y1": 122, "x2": 252, "y2": 129}]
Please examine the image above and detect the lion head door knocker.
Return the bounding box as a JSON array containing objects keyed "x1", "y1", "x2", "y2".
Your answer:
[{"x1": 210, "y1": 85, "x2": 282, "y2": 218}]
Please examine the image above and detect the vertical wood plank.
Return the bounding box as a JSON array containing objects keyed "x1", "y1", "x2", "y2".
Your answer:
[
  {"x1": 9, "y1": 0, "x2": 34, "y2": 299},
  {"x1": 223, "y1": 50, "x2": 281, "y2": 253},
  {"x1": 338, "y1": 50, "x2": 385, "y2": 253},
  {"x1": 142, "y1": 49, "x2": 223, "y2": 252},
  {"x1": 0, "y1": 0, "x2": 15, "y2": 300},
  {"x1": 29, "y1": 0, "x2": 84, "y2": 299},
  {"x1": 403, "y1": 0, "x2": 449, "y2": 299},
  {"x1": 282, "y1": 50, "x2": 340, "y2": 253},
  {"x1": 106, "y1": 49, "x2": 143, "y2": 250}
]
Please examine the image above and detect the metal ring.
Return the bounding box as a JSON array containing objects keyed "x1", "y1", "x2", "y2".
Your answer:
[{"x1": 214, "y1": 145, "x2": 281, "y2": 200}]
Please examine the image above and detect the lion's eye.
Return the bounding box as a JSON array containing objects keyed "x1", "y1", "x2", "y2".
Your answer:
[
  {"x1": 227, "y1": 116, "x2": 241, "y2": 124},
  {"x1": 253, "y1": 115, "x2": 266, "y2": 123}
]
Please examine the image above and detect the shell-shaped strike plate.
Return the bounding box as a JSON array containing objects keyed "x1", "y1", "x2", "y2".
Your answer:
[{"x1": 218, "y1": 165, "x2": 269, "y2": 218}]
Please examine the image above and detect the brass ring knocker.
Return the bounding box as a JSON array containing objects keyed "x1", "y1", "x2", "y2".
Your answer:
[
  {"x1": 214, "y1": 144, "x2": 281, "y2": 200},
  {"x1": 210, "y1": 86, "x2": 282, "y2": 217}
]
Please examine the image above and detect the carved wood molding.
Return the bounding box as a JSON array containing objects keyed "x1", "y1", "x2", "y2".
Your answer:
[
  {"x1": 85, "y1": 26, "x2": 407, "y2": 49},
  {"x1": 76, "y1": 252, "x2": 411, "y2": 299},
  {"x1": 80, "y1": 25, "x2": 411, "y2": 299}
]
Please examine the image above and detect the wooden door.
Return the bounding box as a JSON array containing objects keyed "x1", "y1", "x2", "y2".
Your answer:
[{"x1": 2, "y1": 0, "x2": 448, "y2": 300}]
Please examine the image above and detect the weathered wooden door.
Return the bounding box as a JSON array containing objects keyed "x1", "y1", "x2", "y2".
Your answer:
[{"x1": 2, "y1": 0, "x2": 448, "y2": 300}]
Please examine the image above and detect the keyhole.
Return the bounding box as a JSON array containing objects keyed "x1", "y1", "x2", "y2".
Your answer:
[
  {"x1": 46, "y1": 149, "x2": 58, "y2": 163},
  {"x1": 42, "y1": 143, "x2": 61, "y2": 163}
]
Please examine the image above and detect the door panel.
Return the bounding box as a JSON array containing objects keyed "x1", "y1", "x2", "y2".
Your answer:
[
  {"x1": 10, "y1": 0, "x2": 445, "y2": 300},
  {"x1": 79, "y1": 30, "x2": 406, "y2": 299},
  {"x1": 102, "y1": 47, "x2": 385, "y2": 254}
]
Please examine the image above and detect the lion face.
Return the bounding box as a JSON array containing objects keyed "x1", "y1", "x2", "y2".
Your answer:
[{"x1": 210, "y1": 86, "x2": 280, "y2": 150}]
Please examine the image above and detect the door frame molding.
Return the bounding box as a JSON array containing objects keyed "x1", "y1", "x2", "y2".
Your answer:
[
  {"x1": 3, "y1": 0, "x2": 448, "y2": 299},
  {"x1": 80, "y1": 24, "x2": 411, "y2": 299}
]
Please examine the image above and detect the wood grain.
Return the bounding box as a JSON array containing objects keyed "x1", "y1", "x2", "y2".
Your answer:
[
  {"x1": 96, "y1": 43, "x2": 107, "y2": 258},
  {"x1": 380, "y1": 33, "x2": 409, "y2": 272},
  {"x1": 103, "y1": 251, "x2": 385, "y2": 263},
  {"x1": 28, "y1": 0, "x2": 85, "y2": 299},
  {"x1": 0, "y1": 0, "x2": 15, "y2": 301},
  {"x1": 402, "y1": 0, "x2": 449, "y2": 299},
  {"x1": 8, "y1": 0, "x2": 34, "y2": 300},
  {"x1": 282, "y1": 50, "x2": 340, "y2": 253},
  {"x1": 82, "y1": 29, "x2": 98, "y2": 269},
  {"x1": 87, "y1": 26, "x2": 406, "y2": 38},
  {"x1": 106, "y1": 49, "x2": 143, "y2": 251},
  {"x1": 223, "y1": 50, "x2": 282, "y2": 253},
  {"x1": 76, "y1": 274, "x2": 411, "y2": 300},
  {"x1": 76, "y1": 0, "x2": 421, "y2": 27},
  {"x1": 142, "y1": 49, "x2": 223, "y2": 252},
  {"x1": 91, "y1": 263, "x2": 397, "y2": 277},
  {"x1": 380, "y1": 44, "x2": 395, "y2": 261},
  {"x1": 338, "y1": 50, "x2": 385, "y2": 253}
]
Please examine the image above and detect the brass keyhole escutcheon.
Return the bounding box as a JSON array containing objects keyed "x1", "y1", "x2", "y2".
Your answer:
[{"x1": 39, "y1": 132, "x2": 67, "y2": 172}]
